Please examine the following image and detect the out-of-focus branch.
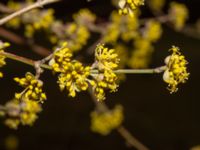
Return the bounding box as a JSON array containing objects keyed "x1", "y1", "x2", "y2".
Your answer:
[
  {"x1": 0, "y1": 27, "x2": 51, "y2": 56},
  {"x1": 0, "y1": 3, "x2": 14, "y2": 13},
  {"x1": 0, "y1": 51, "x2": 51, "y2": 70},
  {"x1": 0, "y1": 0, "x2": 60, "y2": 26},
  {"x1": 88, "y1": 87, "x2": 150, "y2": 150}
]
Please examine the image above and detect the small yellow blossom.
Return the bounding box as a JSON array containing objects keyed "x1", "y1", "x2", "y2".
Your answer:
[
  {"x1": 94, "y1": 44, "x2": 119, "y2": 71},
  {"x1": 90, "y1": 105, "x2": 124, "y2": 135},
  {"x1": 118, "y1": 0, "x2": 144, "y2": 17},
  {"x1": 163, "y1": 46, "x2": 189, "y2": 93},
  {"x1": 65, "y1": 23, "x2": 90, "y2": 52},
  {"x1": 57, "y1": 61, "x2": 91, "y2": 97},
  {"x1": 169, "y1": 2, "x2": 189, "y2": 30},
  {"x1": 14, "y1": 72, "x2": 47, "y2": 103},
  {"x1": 103, "y1": 11, "x2": 139, "y2": 43},
  {"x1": 91, "y1": 44, "x2": 119, "y2": 101},
  {"x1": 0, "y1": 41, "x2": 10, "y2": 78},
  {"x1": 49, "y1": 42, "x2": 73, "y2": 72},
  {"x1": 143, "y1": 20, "x2": 162, "y2": 42},
  {"x1": 92, "y1": 71, "x2": 118, "y2": 101}
]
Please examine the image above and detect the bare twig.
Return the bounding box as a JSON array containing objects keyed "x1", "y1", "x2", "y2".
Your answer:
[
  {"x1": 0, "y1": 3, "x2": 14, "y2": 13},
  {"x1": 0, "y1": 0, "x2": 60, "y2": 26},
  {"x1": 90, "y1": 66, "x2": 166, "y2": 74},
  {"x1": 0, "y1": 27, "x2": 51, "y2": 56},
  {"x1": 0, "y1": 51, "x2": 51, "y2": 70}
]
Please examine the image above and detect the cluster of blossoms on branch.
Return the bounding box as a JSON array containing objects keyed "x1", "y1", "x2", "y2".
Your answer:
[
  {"x1": 0, "y1": 0, "x2": 191, "y2": 142},
  {"x1": 0, "y1": 72, "x2": 46, "y2": 129},
  {"x1": 49, "y1": 42, "x2": 119, "y2": 101}
]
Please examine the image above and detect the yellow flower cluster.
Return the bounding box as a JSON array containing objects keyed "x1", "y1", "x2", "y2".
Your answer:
[
  {"x1": 24, "y1": 9, "x2": 55, "y2": 37},
  {"x1": 57, "y1": 61, "x2": 91, "y2": 97},
  {"x1": 49, "y1": 43, "x2": 91, "y2": 97},
  {"x1": 129, "y1": 20, "x2": 162, "y2": 68},
  {"x1": 14, "y1": 72, "x2": 47, "y2": 103},
  {"x1": 90, "y1": 105, "x2": 124, "y2": 135},
  {"x1": 169, "y1": 2, "x2": 189, "y2": 30},
  {"x1": 6, "y1": 0, "x2": 22, "y2": 28},
  {"x1": 129, "y1": 38, "x2": 153, "y2": 68},
  {"x1": 0, "y1": 41, "x2": 10, "y2": 78},
  {"x1": 50, "y1": 43, "x2": 120, "y2": 101},
  {"x1": 65, "y1": 23, "x2": 90, "y2": 52},
  {"x1": 2, "y1": 98, "x2": 41, "y2": 129},
  {"x1": 91, "y1": 44, "x2": 119, "y2": 101},
  {"x1": 94, "y1": 44, "x2": 119, "y2": 71},
  {"x1": 49, "y1": 9, "x2": 94, "y2": 52},
  {"x1": 118, "y1": 0, "x2": 144, "y2": 16},
  {"x1": 163, "y1": 46, "x2": 189, "y2": 93},
  {"x1": 6, "y1": 1, "x2": 55, "y2": 36},
  {"x1": 73, "y1": 9, "x2": 96, "y2": 25},
  {"x1": 49, "y1": 43, "x2": 73, "y2": 72},
  {"x1": 143, "y1": 20, "x2": 162, "y2": 43},
  {"x1": 103, "y1": 11, "x2": 139, "y2": 44}
]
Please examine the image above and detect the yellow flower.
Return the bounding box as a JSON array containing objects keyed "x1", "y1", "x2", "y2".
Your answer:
[
  {"x1": 14, "y1": 72, "x2": 47, "y2": 103},
  {"x1": 24, "y1": 9, "x2": 55, "y2": 37},
  {"x1": 49, "y1": 43, "x2": 91, "y2": 97},
  {"x1": 94, "y1": 44, "x2": 119, "y2": 71},
  {"x1": 92, "y1": 71, "x2": 118, "y2": 101},
  {"x1": 73, "y1": 9, "x2": 96, "y2": 25},
  {"x1": 103, "y1": 11, "x2": 139, "y2": 43},
  {"x1": 57, "y1": 61, "x2": 91, "y2": 97},
  {"x1": 163, "y1": 46, "x2": 189, "y2": 93},
  {"x1": 129, "y1": 38, "x2": 153, "y2": 68},
  {"x1": 49, "y1": 42, "x2": 73, "y2": 72},
  {"x1": 90, "y1": 105, "x2": 124, "y2": 135},
  {"x1": 118, "y1": 0, "x2": 144, "y2": 17},
  {"x1": 169, "y1": 2, "x2": 189, "y2": 30},
  {"x1": 65, "y1": 23, "x2": 90, "y2": 52},
  {"x1": 91, "y1": 44, "x2": 119, "y2": 101},
  {"x1": 0, "y1": 41, "x2": 10, "y2": 78},
  {"x1": 143, "y1": 20, "x2": 162, "y2": 42}
]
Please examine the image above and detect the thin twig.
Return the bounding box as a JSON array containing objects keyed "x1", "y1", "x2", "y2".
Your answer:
[
  {"x1": 0, "y1": 51, "x2": 166, "y2": 74},
  {"x1": 0, "y1": 0, "x2": 60, "y2": 26},
  {"x1": 88, "y1": 86, "x2": 149, "y2": 150},
  {"x1": 91, "y1": 66, "x2": 166, "y2": 74},
  {"x1": 0, "y1": 27, "x2": 51, "y2": 56},
  {"x1": 0, "y1": 3, "x2": 14, "y2": 13},
  {"x1": 0, "y1": 51, "x2": 51, "y2": 70}
]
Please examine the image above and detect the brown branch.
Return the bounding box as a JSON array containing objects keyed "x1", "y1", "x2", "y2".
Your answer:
[
  {"x1": 0, "y1": 0, "x2": 60, "y2": 26},
  {"x1": 0, "y1": 27, "x2": 51, "y2": 56},
  {"x1": 0, "y1": 51, "x2": 51, "y2": 70},
  {"x1": 0, "y1": 3, "x2": 14, "y2": 13}
]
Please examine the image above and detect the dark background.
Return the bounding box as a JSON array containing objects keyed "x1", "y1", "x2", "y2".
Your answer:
[{"x1": 0, "y1": 0, "x2": 200, "y2": 150}]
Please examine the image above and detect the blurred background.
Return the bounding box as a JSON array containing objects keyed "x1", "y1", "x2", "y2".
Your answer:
[{"x1": 0, "y1": 0, "x2": 200, "y2": 150}]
